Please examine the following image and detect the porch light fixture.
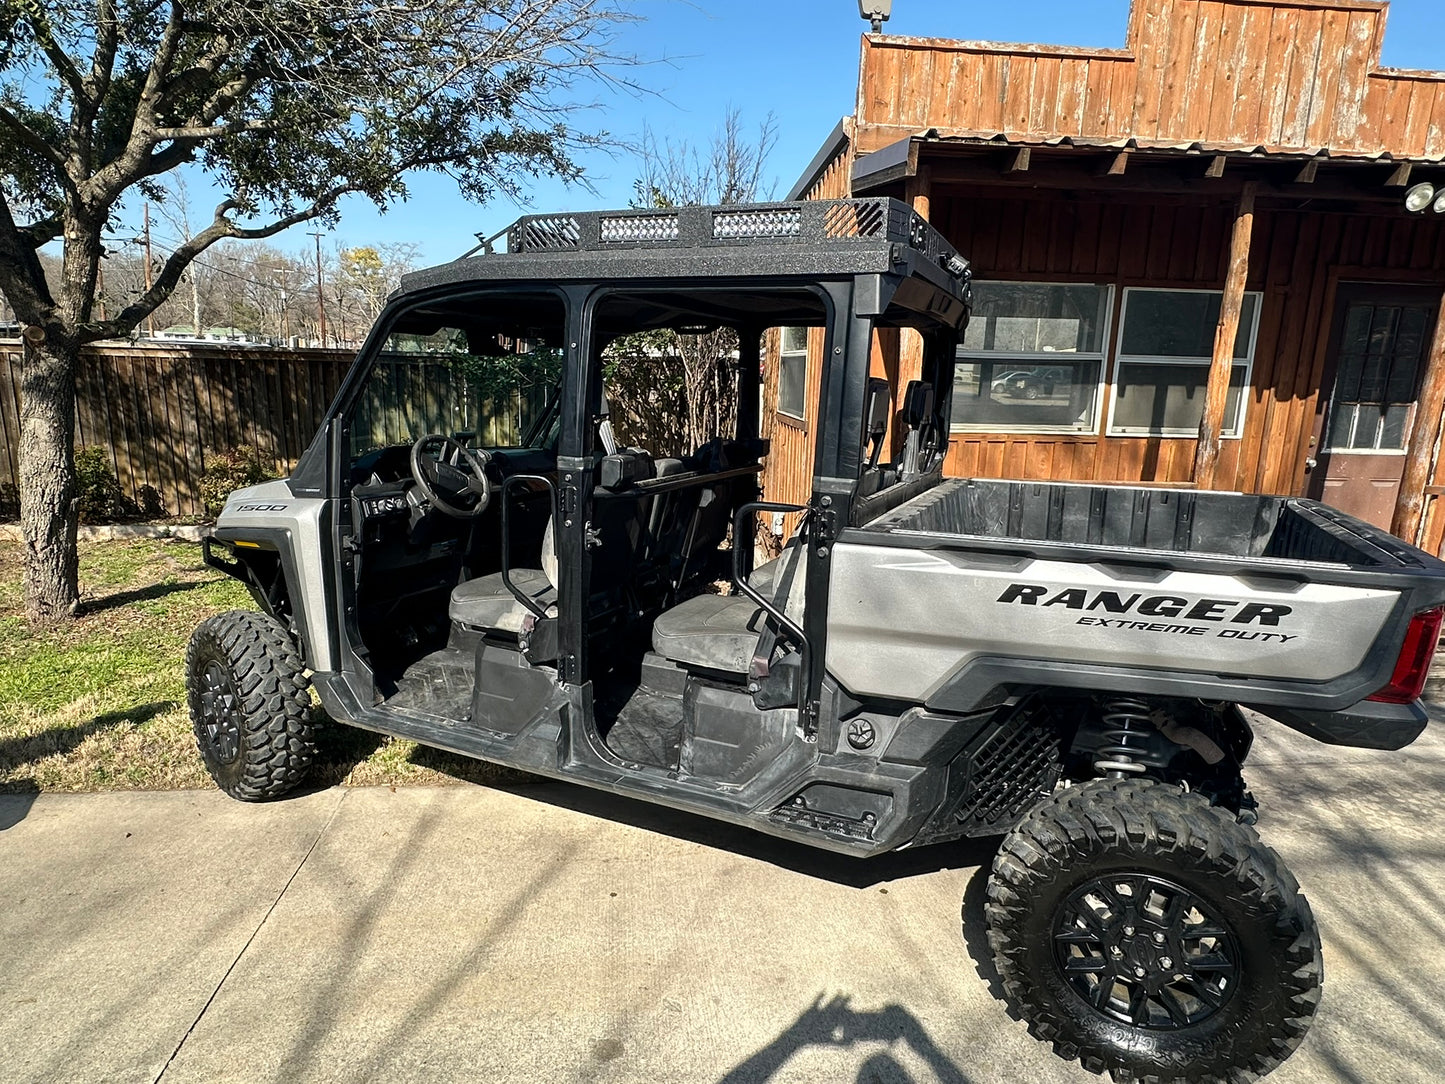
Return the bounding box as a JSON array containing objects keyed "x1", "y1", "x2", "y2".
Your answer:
[
  {"x1": 1404, "y1": 181, "x2": 1437, "y2": 213},
  {"x1": 859, "y1": 0, "x2": 892, "y2": 32}
]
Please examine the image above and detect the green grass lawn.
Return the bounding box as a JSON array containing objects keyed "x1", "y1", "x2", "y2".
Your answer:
[{"x1": 0, "y1": 537, "x2": 520, "y2": 793}]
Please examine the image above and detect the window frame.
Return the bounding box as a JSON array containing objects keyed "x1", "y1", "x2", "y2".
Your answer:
[
  {"x1": 949, "y1": 280, "x2": 1114, "y2": 435},
  {"x1": 776, "y1": 325, "x2": 809, "y2": 421},
  {"x1": 1105, "y1": 286, "x2": 1263, "y2": 440}
]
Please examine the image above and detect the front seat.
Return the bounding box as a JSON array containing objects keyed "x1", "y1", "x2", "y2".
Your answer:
[
  {"x1": 449, "y1": 518, "x2": 559, "y2": 634},
  {"x1": 449, "y1": 451, "x2": 659, "y2": 636}
]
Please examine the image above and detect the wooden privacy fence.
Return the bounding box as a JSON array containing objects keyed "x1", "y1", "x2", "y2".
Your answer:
[{"x1": 0, "y1": 342, "x2": 354, "y2": 518}]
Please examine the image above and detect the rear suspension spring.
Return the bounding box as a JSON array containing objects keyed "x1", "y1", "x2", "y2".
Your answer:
[{"x1": 1094, "y1": 697, "x2": 1153, "y2": 777}]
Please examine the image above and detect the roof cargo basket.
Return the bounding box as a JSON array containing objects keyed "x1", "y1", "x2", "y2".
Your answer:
[{"x1": 502, "y1": 198, "x2": 968, "y2": 276}]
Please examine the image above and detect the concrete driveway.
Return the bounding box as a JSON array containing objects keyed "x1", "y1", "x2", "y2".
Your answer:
[{"x1": 2, "y1": 718, "x2": 1443, "y2": 1084}]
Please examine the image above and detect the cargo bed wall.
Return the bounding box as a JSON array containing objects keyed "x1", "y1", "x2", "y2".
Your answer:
[{"x1": 864, "y1": 478, "x2": 1407, "y2": 567}]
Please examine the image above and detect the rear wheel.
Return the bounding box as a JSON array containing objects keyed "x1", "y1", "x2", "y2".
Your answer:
[
  {"x1": 186, "y1": 610, "x2": 316, "y2": 801},
  {"x1": 984, "y1": 779, "x2": 1321, "y2": 1083}
]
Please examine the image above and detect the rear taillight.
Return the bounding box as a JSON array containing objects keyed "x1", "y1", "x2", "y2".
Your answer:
[{"x1": 1367, "y1": 606, "x2": 1444, "y2": 704}]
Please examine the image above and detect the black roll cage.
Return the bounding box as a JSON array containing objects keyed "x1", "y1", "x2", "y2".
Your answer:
[{"x1": 305, "y1": 214, "x2": 969, "y2": 714}]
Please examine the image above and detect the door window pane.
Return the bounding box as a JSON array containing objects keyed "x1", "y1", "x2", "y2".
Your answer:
[
  {"x1": 954, "y1": 282, "x2": 1111, "y2": 432},
  {"x1": 1323, "y1": 300, "x2": 1431, "y2": 452}
]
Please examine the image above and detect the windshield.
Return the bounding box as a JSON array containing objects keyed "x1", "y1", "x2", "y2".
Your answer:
[{"x1": 346, "y1": 291, "x2": 566, "y2": 462}]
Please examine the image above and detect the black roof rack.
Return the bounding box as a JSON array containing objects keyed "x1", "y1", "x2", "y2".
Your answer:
[{"x1": 500, "y1": 197, "x2": 969, "y2": 278}]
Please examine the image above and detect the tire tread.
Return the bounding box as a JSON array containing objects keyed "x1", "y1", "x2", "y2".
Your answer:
[
  {"x1": 186, "y1": 610, "x2": 315, "y2": 801},
  {"x1": 985, "y1": 779, "x2": 1323, "y2": 1084}
]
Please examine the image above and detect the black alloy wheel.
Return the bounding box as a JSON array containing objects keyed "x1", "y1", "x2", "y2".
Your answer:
[
  {"x1": 1052, "y1": 872, "x2": 1240, "y2": 1032},
  {"x1": 185, "y1": 610, "x2": 316, "y2": 801},
  {"x1": 197, "y1": 660, "x2": 244, "y2": 765},
  {"x1": 984, "y1": 778, "x2": 1322, "y2": 1084}
]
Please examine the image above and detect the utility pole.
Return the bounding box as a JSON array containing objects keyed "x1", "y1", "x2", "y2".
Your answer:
[
  {"x1": 96, "y1": 261, "x2": 107, "y2": 322},
  {"x1": 335, "y1": 285, "x2": 347, "y2": 347},
  {"x1": 308, "y1": 231, "x2": 328, "y2": 347},
  {"x1": 278, "y1": 280, "x2": 291, "y2": 346},
  {"x1": 143, "y1": 202, "x2": 154, "y2": 337}
]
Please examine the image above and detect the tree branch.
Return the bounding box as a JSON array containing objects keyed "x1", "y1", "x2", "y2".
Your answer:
[
  {"x1": 76, "y1": 185, "x2": 359, "y2": 341},
  {"x1": 83, "y1": 0, "x2": 122, "y2": 118},
  {"x1": 0, "y1": 189, "x2": 56, "y2": 320},
  {"x1": 88, "y1": 0, "x2": 188, "y2": 204},
  {"x1": 24, "y1": 12, "x2": 88, "y2": 106},
  {"x1": 0, "y1": 106, "x2": 79, "y2": 193},
  {"x1": 153, "y1": 118, "x2": 277, "y2": 141}
]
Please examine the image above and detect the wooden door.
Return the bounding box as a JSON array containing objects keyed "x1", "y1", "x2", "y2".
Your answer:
[{"x1": 1307, "y1": 285, "x2": 1442, "y2": 528}]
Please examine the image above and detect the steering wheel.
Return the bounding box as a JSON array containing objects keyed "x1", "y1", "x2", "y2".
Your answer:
[{"x1": 409, "y1": 434, "x2": 493, "y2": 518}]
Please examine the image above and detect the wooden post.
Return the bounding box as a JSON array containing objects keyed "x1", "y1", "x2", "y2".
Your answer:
[
  {"x1": 1194, "y1": 182, "x2": 1257, "y2": 490},
  {"x1": 894, "y1": 166, "x2": 932, "y2": 457},
  {"x1": 1391, "y1": 292, "x2": 1445, "y2": 542}
]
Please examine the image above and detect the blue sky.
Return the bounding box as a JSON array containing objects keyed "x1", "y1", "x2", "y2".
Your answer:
[{"x1": 138, "y1": 0, "x2": 1445, "y2": 265}]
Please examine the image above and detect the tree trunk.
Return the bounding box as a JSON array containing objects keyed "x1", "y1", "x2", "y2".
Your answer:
[{"x1": 19, "y1": 335, "x2": 80, "y2": 625}]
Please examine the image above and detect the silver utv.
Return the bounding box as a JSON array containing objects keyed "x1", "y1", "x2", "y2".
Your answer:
[{"x1": 189, "y1": 198, "x2": 1445, "y2": 1084}]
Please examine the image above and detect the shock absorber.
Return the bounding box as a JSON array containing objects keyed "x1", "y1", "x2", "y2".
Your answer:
[{"x1": 1094, "y1": 697, "x2": 1153, "y2": 777}]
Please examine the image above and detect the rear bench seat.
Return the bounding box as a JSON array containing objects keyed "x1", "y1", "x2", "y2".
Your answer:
[{"x1": 649, "y1": 541, "x2": 805, "y2": 675}]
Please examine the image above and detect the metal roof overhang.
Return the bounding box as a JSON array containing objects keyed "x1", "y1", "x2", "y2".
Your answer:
[{"x1": 852, "y1": 131, "x2": 1445, "y2": 208}]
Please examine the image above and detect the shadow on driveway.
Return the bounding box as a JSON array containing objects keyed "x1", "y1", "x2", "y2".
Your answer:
[
  {"x1": 0, "y1": 787, "x2": 38, "y2": 830},
  {"x1": 717, "y1": 993, "x2": 975, "y2": 1084},
  {"x1": 487, "y1": 776, "x2": 1003, "y2": 891}
]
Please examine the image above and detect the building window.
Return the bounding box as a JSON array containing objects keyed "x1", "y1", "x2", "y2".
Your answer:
[
  {"x1": 1108, "y1": 288, "x2": 1261, "y2": 438},
  {"x1": 777, "y1": 326, "x2": 808, "y2": 420},
  {"x1": 951, "y1": 282, "x2": 1112, "y2": 433}
]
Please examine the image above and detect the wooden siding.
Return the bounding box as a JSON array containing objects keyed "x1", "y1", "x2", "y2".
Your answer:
[
  {"x1": 0, "y1": 343, "x2": 351, "y2": 517},
  {"x1": 856, "y1": 0, "x2": 1445, "y2": 160},
  {"x1": 933, "y1": 193, "x2": 1445, "y2": 498}
]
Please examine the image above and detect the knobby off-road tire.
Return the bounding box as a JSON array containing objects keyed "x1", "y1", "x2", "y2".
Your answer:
[
  {"x1": 984, "y1": 779, "x2": 1322, "y2": 1084},
  {"x1": 186, "y1": 610, "x2": 316, "y2": 801}
]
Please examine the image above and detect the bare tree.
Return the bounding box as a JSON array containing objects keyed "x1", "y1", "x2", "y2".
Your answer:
[
  {"x1": 608, "y1": 107, "x2": 778, "y2": 454},
  {"x1": 635, "y1": 107, "x2": 779, "y2": 208},
  {"x1": 0, "y1": 0, "x2": 640, "y2": 624},
  {"x1": 154, "y1": 172, "x2": 204, "y2": 334}
]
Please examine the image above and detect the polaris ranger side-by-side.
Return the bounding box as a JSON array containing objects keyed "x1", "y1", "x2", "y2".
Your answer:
[{"x1": 189, "y1": 198, "x2": 1445, "y2": 1083}]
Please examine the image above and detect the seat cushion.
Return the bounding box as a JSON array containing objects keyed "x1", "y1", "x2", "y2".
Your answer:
[
  {"x1": 449, "y1": 569, "x2": 556, "y2": 634},
  {"x1": 650, "y1": 542, "x2": 809, "y2": 673},
  {"x1": 650, "y1": 592, "x2": 770, "y2": 674}
]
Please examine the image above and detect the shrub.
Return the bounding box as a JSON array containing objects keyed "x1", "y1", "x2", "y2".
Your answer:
[
  {"x1": 199, "y1": 446, "x2": 277, "y2": 518},
  {"x1": 75, "y1": 447, "x2": 136, "y2": 524}
]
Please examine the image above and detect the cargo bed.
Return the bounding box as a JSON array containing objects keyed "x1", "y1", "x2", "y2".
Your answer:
[
  {"x1": 830, "y1": 477, "x2": 1445, "y2": 747},
  {"x1": 860, "y1": 477, "x2": 1436, "y2": 571}
]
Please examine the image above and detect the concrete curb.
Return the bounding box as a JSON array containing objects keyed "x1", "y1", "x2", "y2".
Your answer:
[{"x1": 0, "y1": 522, "x2": 211, "y2": 542}]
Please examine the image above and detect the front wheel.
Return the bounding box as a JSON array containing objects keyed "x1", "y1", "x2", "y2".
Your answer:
[
  {"x1": 186, "y1": 610, "x2": 316, "y2": 801},
  {"x1": 984, "y1": 779, "x2": 1321, "y2": 1083}
]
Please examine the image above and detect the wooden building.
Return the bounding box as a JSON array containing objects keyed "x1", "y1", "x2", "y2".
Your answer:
[{"x1": 767, "y1": 0, "x2": 1445, "y2": 550}]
